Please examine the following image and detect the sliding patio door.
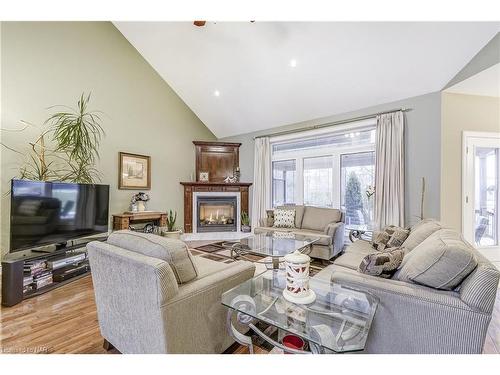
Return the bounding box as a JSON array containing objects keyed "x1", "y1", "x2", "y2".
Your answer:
[{"x1": 463, "y1": 132, "x2": 500, "y2": 248}]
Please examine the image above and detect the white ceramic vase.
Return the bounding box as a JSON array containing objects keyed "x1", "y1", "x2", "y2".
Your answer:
[{"x1": 282, "y1": 250, "x2": 316, "y2": 304}]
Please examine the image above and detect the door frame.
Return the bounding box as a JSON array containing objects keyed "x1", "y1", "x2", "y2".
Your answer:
[{"x1": 462, "y1": 131, "x2": 500, "y2": 247}]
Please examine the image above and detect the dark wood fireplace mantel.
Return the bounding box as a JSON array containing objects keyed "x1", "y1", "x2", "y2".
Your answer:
[{"x1": 180, "y1": 182, "x2": 252, "y2": 233}]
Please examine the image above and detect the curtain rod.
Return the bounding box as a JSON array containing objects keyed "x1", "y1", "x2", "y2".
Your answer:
[{"x1": 253, "y1": 107, "x2": 412, "y2": 140}]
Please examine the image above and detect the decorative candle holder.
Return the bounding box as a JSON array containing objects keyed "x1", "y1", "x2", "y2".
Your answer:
[{"x1": 282, "y1": 250, "x2": 316, "y2": 304}]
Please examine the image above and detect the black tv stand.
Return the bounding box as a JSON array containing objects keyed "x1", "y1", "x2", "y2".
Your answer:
[{"x1": 1, "y1": 238, "x2": 106, "y2": 307}]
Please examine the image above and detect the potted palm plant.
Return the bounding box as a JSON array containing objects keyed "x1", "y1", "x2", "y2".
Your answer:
[
  {"x1": 161, "y1": 210, "x2": 182, "y2": 239},
  {"x1": 241, "y1": 211, "x2": 251, "y2": 232}
]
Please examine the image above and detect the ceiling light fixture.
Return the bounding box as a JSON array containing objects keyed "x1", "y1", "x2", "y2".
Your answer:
[
  {"x1": 214, "y1": 90, "x2": 220, "y2": 97},
  {"x1": 289, "y1": 59, "x2": 297, "y2": 68}
]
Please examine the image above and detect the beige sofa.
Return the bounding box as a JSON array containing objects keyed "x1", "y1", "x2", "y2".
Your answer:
[
  {"x1": 87, "y1": 230, "x2": 255, "y2": 354},
  {"x1": 254, "y1": 205, "x2": 345, "y2": 260},
  {"x1": 314, "y1": 219, "x2": 500, "y2": 354}
]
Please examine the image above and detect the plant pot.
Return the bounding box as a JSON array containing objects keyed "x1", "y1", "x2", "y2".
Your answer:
[
  {"x1": 162, "y1": 230, "x2": 182, "y2": 239},
  {"x1": 137, "y1": 201, "x2": 146, "y2": 212},
  {"x1": 241, "y1": 225, "x2": 251, "y2": 233}
]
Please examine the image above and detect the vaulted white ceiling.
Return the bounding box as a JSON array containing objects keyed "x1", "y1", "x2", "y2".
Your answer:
[{"x1": 114, "y1": 22, "x2": 500, "y2": 138}]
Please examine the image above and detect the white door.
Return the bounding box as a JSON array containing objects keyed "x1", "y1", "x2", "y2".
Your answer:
[{"x1": 463, "y1": 132, "x2": 500, "y2": 248}]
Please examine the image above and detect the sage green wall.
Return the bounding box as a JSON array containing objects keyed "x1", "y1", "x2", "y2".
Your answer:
[{"x1": 0, "y1": 22, "x2": 215, "y2": 257}]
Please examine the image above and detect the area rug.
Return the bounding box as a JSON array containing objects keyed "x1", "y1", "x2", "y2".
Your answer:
[{"x1": 191, "y1": 241, "x2": 331, "y2": 276}]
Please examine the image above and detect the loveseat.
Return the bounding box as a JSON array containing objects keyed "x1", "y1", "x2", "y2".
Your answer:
[
  {"x1": 314, "y1": 219, "x2": 500, "y2": 354},
  {"x1": 87, "y1": 230, "x2": 255, "y2": 354},
  {"x1": 254, "y1": 205, "x2": 345, "y2": 260}
]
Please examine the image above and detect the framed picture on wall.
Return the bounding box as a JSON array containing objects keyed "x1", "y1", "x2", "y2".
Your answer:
[{"x1": 119, "y1": 152, "x2": 151, "y2": 190}]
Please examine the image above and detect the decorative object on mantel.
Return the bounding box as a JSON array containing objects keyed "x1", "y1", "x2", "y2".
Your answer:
[
  {"x1": 234, "y1": 166, "x2": 241, "y2": 182},
  {"x1": 282, "y1": 250, "x2": 316, "y2": 305},
  {"x1": 130, "y1": 192, "x2": 150, "y2": 212},
  {"x1": 241, "y1": 211, "x2": 251, "y2": 232},
  {"x1": 199, "y1": 171, "x2": 209, "y2": 182},
  {"x1": 160, "y1": 210, "x2": 182, "y2": 239},
  {"x1": 119, "y1": 152, "x2": 151, "y2": 190},
  {"x1": 224, "y1": 175, "x2": 238, "y2": 183}
]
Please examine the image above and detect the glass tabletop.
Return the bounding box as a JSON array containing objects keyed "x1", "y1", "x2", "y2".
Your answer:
[
  {"x1": 221, "y1": 270, "x2": 378, "y2": 353},
  {"x1": 227, "y1": 232, "x2": 319, "y2": 257}
]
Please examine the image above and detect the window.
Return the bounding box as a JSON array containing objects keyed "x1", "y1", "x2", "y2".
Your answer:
[
  {"x1": 340, "y1": 152, "x2": 375, "y2": 226},
  {"x1": 272, "y1": 160, "x2": 296, "y2": 207},
  {"x1": 303, "y1": 156, "x2": 333, "y2": 207},
  {"x1": 270, "y1": 123, "x2": 376, "y2": 220}
]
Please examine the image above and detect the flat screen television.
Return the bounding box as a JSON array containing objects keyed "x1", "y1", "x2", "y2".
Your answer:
[{"x1": 10, "y1": 179, "x2": 110, "y2": 252}]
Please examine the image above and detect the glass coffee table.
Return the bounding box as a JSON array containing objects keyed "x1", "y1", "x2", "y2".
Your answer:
[
  {"x1": 222, "y1": 270, "x2": 378, "y2": 354},
  {"x1": 223, "y1": 232, "x2": 319, "y2": 269}
]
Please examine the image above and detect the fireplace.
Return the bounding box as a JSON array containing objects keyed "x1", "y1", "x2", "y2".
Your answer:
[{"x1": 196, "y1": 196, "x2": 237, "y2": 233}]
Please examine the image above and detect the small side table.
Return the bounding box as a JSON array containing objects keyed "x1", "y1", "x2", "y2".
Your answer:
[
  {"x1": 347, "y1": 226, "x2": 374, "y2": 242},
  {"x1": 112, "y1": 211, "x2": 167, "y2": 231}
]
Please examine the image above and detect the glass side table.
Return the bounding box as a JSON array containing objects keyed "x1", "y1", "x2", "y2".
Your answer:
[
  {"x1": 222, "y1": 270, "x2": 378, "y2": 354},
  {"x1": 346, "y1": 224, "x2": 374, "y2": 242}
]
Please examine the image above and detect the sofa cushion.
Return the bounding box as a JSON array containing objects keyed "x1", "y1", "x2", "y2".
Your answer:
[
  {"x1": 396, "y1": 229, "x2": 477, "y2": 290},
  {"x1": 403, "y1": 219, "x2": 443, "y2": 251},
  {"x1": 278, "y1": 205, "x2": 305, "y2": 228},
  {"x1": 107, "y1": 230, "x2": 198, "y2": 284},
  {"x1": 273, "y1": 208, "x2": 295, "y2": 228},
  {"x1": 358, "y1": 247, "x2": 405, "y2": 278},
  {"x1": 293, "y1": 229, "x2": 332, "y2": 246},
  {"x1": 346, "y1": 239, "x2": 375, "y2": 255},
  {"x1": 301, "y1": 206, "x2": 342, "y2": 231}
]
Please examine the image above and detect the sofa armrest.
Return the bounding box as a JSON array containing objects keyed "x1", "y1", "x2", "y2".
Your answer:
[
  {"x1": 329, "y1": 270, "x2": 491, "y2": 353},
  {"x1": 325, "y1": 222, "x2": 345, "y2": 254},
  {"x1": 167, "y1": 261, "x2": 255, "y2": 305},
  {"x1": 331, "y1": 270, "x2": 471, "y2": 311},
  {"x1": 161, "y1": 260, "x2": 255, "y2": 353}
]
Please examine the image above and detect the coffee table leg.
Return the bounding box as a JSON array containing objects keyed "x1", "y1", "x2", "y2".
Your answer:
[{"x1": 227, "y1": 309, "x2": 254, "y2": 354}]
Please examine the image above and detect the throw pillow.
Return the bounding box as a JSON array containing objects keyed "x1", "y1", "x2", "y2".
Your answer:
[
  {"x1": 371, "y1": 230, "x2": 391, "y2": 251},
  {"x1": 358, "y1": 247, "x2": 405, "y2": 278},
  {"x1": 396, "y1": 229, "x2": 477, "y2": 290},
  {"x1": 273, "y1": 209, "x2": 296, "y2": 228},
  {"x1": 386, "y1": 226, "x2": 410, "y2": 248}
]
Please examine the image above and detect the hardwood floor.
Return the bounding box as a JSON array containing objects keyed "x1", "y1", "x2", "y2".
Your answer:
[
  {"x1": 1, "y1": 275, "x2": 112, "y2": 354},
  {"x1": 1, "y1": 274, "x2": 499, "y2": 354}
]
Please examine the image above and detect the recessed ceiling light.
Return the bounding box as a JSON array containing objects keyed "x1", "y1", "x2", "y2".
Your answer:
[
  {"x1": 289, "y1": 59, "x2": 297, "y2": 68},
  {"x1": 214, "y1": 90, "x2": 220, "y2": 97}
]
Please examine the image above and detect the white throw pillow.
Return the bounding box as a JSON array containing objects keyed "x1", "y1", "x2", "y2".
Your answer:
[{"x1": 273, "y1": 209, "x2": 296, "y2": 228}]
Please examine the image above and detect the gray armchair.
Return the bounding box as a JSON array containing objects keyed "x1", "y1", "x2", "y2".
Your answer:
[{"x1": 87, "y1": 232, "x2": 255, "y2": 354}]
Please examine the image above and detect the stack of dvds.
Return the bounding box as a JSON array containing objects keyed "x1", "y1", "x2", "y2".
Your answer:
[
  {"x1": 23, "y1": 275, "x2": 34, "y2": 294},
  {"x1": 23, "y1": 259, "x2": 53, "y2": 292}
]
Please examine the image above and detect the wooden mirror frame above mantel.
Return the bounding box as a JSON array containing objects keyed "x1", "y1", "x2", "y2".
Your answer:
[{"x1": 193, "y1": 141, "x2": 241, "y2": 183}]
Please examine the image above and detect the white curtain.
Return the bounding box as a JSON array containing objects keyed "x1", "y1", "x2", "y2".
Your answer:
[
  {"x1": 374, "y1": 111, "x2": 405, "y2": 229},
  {"x1": 251, "y1": 137, "x2": 271, "y2": 229}
]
